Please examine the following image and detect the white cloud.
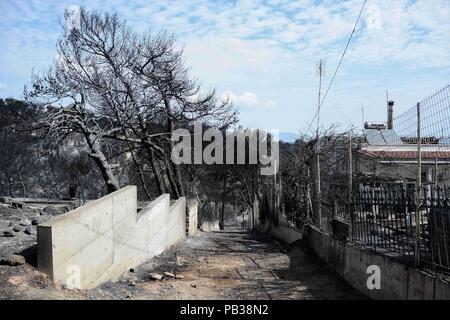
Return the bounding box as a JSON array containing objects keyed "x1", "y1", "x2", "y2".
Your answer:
[
  {"x1": 3, "y1": 0, "x2": 450, "y2": 81},
  {"x1": 0, "y1": 0, "x2": 449, "y2": 130},
  {"x1": 366, "y1": 5, "x2": 382, "y2": 31},
  {"x1": 263, "y1": 100, "x2": 278, "y2": 108},
  {"x1": 221, "y1": 90, "x2": 278, "y2": 109}
]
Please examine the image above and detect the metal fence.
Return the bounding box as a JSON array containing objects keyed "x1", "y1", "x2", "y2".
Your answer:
[
  {"x1": 393, "y1": 85, "x2": 450, "y2": 185},
  {"x1": 348, "y1": 85, "x2": 450, "y2": 275},
  {"x1": 321, "y1": 85, "x2": 450, "y2": 275},
  {"x1": 352, "y1": 183, "x2": 450, "y2": 273},
  {"x1": 278, "y1": 85, "x2": 450, "y2": 275}
]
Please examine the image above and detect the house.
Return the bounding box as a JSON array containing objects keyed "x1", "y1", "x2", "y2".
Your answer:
[{"x1": 354, "y1": 101, "x2": 450, "y2": 186}]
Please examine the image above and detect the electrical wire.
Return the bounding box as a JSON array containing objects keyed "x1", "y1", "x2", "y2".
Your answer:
[{"x1": 305, "y1": 0, "x2": 368, "y2": 136}]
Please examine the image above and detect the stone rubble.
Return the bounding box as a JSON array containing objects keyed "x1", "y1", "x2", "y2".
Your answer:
[
  {"x1": 0, "y1": 254, "x2": 26, "y2": 266},
  {"x1": 149, "y1": 273, "x2": 164, "y2": 281}
]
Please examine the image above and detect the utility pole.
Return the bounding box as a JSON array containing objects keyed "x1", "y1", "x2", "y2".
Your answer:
[
  {"x1": 317, "y1": 59, "x2": 323, "y2": 137},
  {"x1": 434, "y1": 156, "x2": 438, "y2": 187},
  {"x1": 273, "y1": 159, "x2": 277, "y2": 222},
  {"x1": 361, "y1": 106, "x2": 365, "y2": 131},
  {"x1": 415, "y1": 102, "x2": 422, "y2": 267},
  {"x1": 316, "y1": 58, "x2": 323, "y2": 228},
  {"x1": 348, "y1": 131, "x2": 353, "y2": 242}
]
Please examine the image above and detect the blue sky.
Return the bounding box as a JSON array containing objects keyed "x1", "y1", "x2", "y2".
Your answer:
[{"x1": 0, "y1": 0, "x2": 449, "y2": 133}]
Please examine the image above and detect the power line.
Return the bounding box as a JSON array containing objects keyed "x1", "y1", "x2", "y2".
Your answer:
[{"x1": 305, "y1": 0, "x2": 368, "y2": 136}]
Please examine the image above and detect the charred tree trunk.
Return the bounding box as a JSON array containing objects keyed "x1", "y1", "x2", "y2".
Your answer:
[
  {"x1": 164, "y1": 162, "x2": 180, "y2": 199},
  {"x1": 5, "y1": 169, "x2": 13, "y2": 197},
  {"x1": 220, "y1": 200, "x2": 225, "y2": 230},
  {"x1": 84, "y1": 132, "x2": 120, "y2": 194},
  {"x1": 124, "y1": 139, "x2": 152, "y2": 200},
  {"x1": 144, "y1": 145, "x2": 167, "y2": 195},
  {"x1": 219, "y1": 176, "x2": 227, "y2": 230},
  {"x1": 164, "y1": 97, "x2": 185, "y2": 197},
  {"x1": 130, "y1": 152, "x2": 152, "y2": 200},
  {"x1": 172, "y1": 161, "x2": 185, "y2": 197}
]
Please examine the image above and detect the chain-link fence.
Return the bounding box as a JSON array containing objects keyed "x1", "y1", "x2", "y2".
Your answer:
[
  {"x1": 349, "y1": 85, "x2": 450, "y2": 275},
  {"x1": 278, "y1": 85, "x2": 450, "y2": 276}
]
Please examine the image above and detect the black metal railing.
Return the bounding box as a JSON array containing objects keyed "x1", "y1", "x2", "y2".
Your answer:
[{"x1": 351, "y1": 183, "x2": 450, "y2": 274}]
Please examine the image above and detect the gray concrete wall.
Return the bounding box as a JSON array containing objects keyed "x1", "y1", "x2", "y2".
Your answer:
[
  {"x1": 270, "y1": 220, "x2": 303, "y2": 244},
  {"x1": 198, "y1": 201, "x2": 220, "y2": 232},
  {"x1": 200, "y1": 220, "x2": 220, "y2": 232},
  {"x1": 187, "y1": 199, "x2": 198, "y2": 236},
  {"x1": 166, "y1": 197, "x2": 186, "y2": 248},
  {"x1": 307, "y1": 226, "x2": 450, "y2": 300},
  {"x1": 255, "y1": 214, "x2": 303, "y2": 244},
  {"x1": 134, "y1": 193, "x2": 171, "y2": 265},
  {"x1": 37, "y1": 187, "x2": 187, "y2": 289}
]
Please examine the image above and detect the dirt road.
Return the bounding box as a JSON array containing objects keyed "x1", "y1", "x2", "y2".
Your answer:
[
  {"x1": 0, "y1": 223, "x2": 365, "y2": 300},
  {"x1": 119, "y1": 226, "x2": 365, "y2": 300}
]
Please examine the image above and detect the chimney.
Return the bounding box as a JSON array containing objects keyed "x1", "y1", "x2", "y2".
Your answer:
[{"x1": 387, "y1": 100, "x2": 394, "y2": 130}]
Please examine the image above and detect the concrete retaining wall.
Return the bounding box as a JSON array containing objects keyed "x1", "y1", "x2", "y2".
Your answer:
[
  {"x1": 167, "y1": 198, "x2": 186, "y2": 248},
  {"x1": 37, "y1": 186, "x2": 187, "y2": 289},
  {"x1": 187, "y1": 199, "x2": 198, "y2": 236},
  {"x1": 200, "y1": 220, "x2": 220, "y2": 232},
  {"x1": 307, "y1": 226, "x2": 450, "y2": 300},
  {"x1": 256, "y1": 215, "x2": 303, "y2": 244},
  {"x1": 134, "y1": 193, "x2": 171, "y2": 265},
  {"x1": 270, "y1": 221, "x2": 303, "y2": 244}
]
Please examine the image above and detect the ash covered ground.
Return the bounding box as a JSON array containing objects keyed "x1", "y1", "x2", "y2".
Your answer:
[{"x1": 0, "y1": 205, "x2": 364, "y2": 300}]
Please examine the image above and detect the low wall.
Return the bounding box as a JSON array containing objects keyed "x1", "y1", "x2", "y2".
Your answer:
[
  {"x1": 187, "y1": 199, "x2": 198, "y2": 236},
  {"x1": 270, "y1": 222, "x2": 303, "y2": 244},
  {"x1": 37, "y1": 186, "x2": 187, "y2": 289},
  {"x1": 256, "y1": 215, "x2": 303, "y2": 244},
  {"x1": 199, "y1": 220, "x2": 220, "y2": 232},
  {"x1": 166, "y1": 198, "x2": 186, "y2": 248},
  {"x1": 307, "y1": 226, "x2": 450, "y2": 300},
  {"x1": 133, "y1": 193, "x2": 170, "y2": 265}
]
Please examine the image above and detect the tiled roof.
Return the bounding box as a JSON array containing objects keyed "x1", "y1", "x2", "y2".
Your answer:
[{"x1": 359, "y1": 149, "x2": 450, "y2": 159}]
